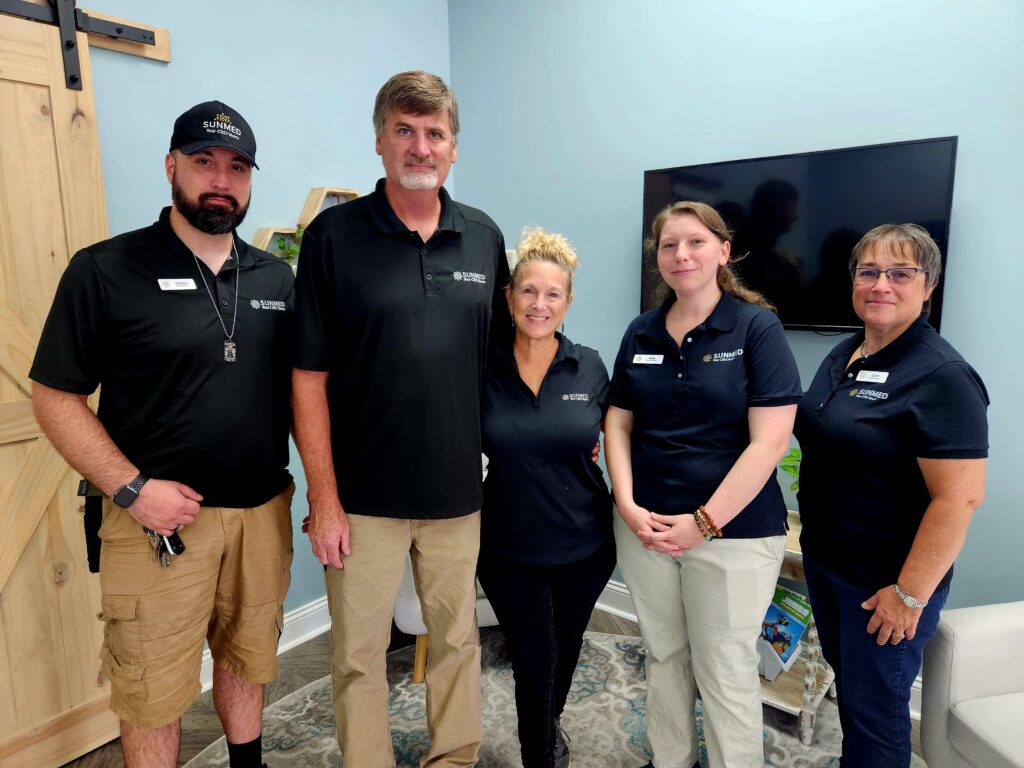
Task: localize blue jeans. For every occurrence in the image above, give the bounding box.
[803,553,949,768]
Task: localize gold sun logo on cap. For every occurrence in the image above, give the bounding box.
[215,113,232,123]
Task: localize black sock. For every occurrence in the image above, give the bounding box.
[226,734,262,768]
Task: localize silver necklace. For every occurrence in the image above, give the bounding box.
[858,340,871,359]
[193,240,239,362]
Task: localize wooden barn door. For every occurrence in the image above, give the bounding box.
[0,12,115,767]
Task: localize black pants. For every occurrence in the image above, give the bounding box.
[477,540,616,768]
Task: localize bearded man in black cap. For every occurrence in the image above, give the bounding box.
[30,101,295,768]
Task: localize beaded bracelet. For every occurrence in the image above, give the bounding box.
[694,505,723,539]
[693,511,715,542]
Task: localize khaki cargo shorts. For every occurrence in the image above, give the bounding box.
[97,484,294,728]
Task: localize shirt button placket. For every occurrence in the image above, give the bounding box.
[421,246,436,293]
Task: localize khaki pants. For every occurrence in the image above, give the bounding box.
[614,513,784,768]
[325,512,482,768]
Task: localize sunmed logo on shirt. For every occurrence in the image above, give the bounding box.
[849,388,889,401]
[249,299,287,311]
[453,270,487,284]
[702,348,744,363]
[562,393,590,401]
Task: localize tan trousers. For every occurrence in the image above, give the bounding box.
[325,512,482,768]
[614,513,785,768]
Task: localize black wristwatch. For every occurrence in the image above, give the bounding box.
[112,474,148,509]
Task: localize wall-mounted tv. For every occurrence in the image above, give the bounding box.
[641,137,958,332]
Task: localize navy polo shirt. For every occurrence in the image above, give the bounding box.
[30,207,295,508]
[481,334,612,565]
[608,292,802,538]
[294,179,510,519]
[795,315,989,588]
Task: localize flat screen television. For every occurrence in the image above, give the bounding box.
[641,137,958,331]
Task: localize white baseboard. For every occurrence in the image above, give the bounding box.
[595,580,925,720]
[596,579,638,624]
[199,596,332,692]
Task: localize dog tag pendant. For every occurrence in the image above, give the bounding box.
[224,341,237,363]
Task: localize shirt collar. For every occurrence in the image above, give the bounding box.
[496,332,580,367]
[635,291,741,342]
[829,314,932,371]
[366,178,466,236]
[157,206,254,270]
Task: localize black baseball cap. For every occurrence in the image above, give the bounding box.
[169,100,258,169]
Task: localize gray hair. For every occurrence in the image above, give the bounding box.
[372,71,459,142]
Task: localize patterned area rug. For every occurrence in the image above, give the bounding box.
[185,629,921,767]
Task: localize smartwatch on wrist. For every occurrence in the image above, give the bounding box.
[112,474,148,509]
[893,582,928,609]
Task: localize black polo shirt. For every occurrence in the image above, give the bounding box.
[293,179,510,519]
[608,292,802,538]
[794,316,989,588]
[480,334,612,565]
[30,207,295,508]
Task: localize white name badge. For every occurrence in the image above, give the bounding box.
[857,370,889,383]
[158,278,197,291]
[633,354,664,365]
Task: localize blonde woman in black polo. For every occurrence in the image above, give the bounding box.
[477,228,615,768]
[606,202,801,768]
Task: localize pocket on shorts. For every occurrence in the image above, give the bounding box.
[99,595,145,693]
[100,644,145,697]
[100,594,142,653]
[98,502,139,543]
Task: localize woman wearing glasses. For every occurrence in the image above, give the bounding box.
[794,223,989,766]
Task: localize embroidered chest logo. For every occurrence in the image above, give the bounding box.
[249,299,287,311]
[562,393,590,402]
[849,388,889,401]
[453,270,487,284]
[703,348,743,363]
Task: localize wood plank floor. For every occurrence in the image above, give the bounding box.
[64,610,639,767]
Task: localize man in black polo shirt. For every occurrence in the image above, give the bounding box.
[30,102,294,768]
[293,71,510,767]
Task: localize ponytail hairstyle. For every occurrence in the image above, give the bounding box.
[509,227,578,299]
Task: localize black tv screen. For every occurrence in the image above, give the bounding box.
[641,137,957,331]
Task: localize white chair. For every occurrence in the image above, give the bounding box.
[392,553,498,683]
[921,600,1024,768]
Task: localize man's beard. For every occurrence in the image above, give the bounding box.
[172,176,249,235]
[396,155,439,191]
[399,169,439,191]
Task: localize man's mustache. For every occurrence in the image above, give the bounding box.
[199,193,240,208]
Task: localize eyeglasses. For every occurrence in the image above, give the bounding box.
[851,267,927,285]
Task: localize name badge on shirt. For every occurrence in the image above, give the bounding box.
[158,278,197,291]
[856,370,889,383]
[633,354,664,365]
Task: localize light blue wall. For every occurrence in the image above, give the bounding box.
[449,0,1024,608]
[87,0,451,611]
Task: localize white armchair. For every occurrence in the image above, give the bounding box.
[922,601,1024,768]
[392,553,498,683]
